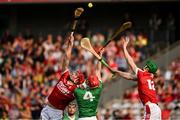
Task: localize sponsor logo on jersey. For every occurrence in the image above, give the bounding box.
[57,81,71,95]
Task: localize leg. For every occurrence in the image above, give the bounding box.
[41,106,50,120]
[144,104,151,120]
[49,110,63,120]
[149,103,161,120]
[40,105,63,120]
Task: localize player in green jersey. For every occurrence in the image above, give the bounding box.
[73,49,104,120]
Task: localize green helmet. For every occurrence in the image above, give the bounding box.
[145,60,158,74]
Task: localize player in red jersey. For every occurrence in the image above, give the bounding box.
[112,37,161,120]
[40,34,85,120]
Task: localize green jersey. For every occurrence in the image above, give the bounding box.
[74,80,103,118]
[63,113,78,120]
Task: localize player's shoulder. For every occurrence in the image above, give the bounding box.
[74,87,85,93]
[59,69,70,78]
[62,69,69,74]
[99,79,103,84]
[62,114,68,120]
[97,79,103,89]
[135,68,144,75]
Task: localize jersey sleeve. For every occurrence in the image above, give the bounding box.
[58,69,70,84]
[62,113,68,120]
[73,87,79,95]
[99,79,102,83]
[135,68,143,77]
[57,69,69,77]
[60,69,69,78]
[61,69,69,75]
[98,79,103,89]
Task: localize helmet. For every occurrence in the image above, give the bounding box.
[69,70,85,85]
[88,75,99,88]
[145,60,158,74]
[77,70,85,85]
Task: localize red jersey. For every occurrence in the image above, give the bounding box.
[48,70,77,110]
[136,68,158,105]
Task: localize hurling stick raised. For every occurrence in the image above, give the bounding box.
[81,38,114,73]
[101,21,132,50]
[71,7,84,35]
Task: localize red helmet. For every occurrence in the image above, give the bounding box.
[88,75,99,88]
[63,70,85,85]
[77,70,85,85]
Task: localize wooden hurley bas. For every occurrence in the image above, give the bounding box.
[80,37,115,74]
[71,7,84,34]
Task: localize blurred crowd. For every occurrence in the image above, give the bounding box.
[0,29,178,119]
[99,57,180,120]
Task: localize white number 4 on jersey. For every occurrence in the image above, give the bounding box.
[83,91,95,102]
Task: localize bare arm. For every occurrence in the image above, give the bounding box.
[95,49,104,80]
[122,37,138,74]
[62,34,74,72]
[114,70,137,81]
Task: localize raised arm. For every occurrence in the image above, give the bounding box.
[113,70,137,81]
[62,34,74,72]
[95,49,104,80]
[122,37,138,74]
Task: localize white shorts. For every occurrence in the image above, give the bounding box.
[144,103,161,120]
[78,116,97,120]
[40,105,63,120]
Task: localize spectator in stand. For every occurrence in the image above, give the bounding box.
[19,100,32,119]
[170,102,180,120]
[135,33,148,61]
[161,103,171,120]
[116,39,128,71]
[103,109,112,120]
[0,88,10,119]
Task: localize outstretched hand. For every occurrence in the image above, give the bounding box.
[107,68,118,78]
[122,36,130,48]
[67,34,74,47]
[98,48,105,57]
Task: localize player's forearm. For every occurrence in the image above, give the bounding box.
[66,42,73,60]
[62,55,69,71]
[123,46,137,73]
[61,47,72,71]
[97,60,102,73]
[116,70,137,81]
[62,35,74,70]
[65,34,74,59]
[96,60,102,79]
[100,58,115,74]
